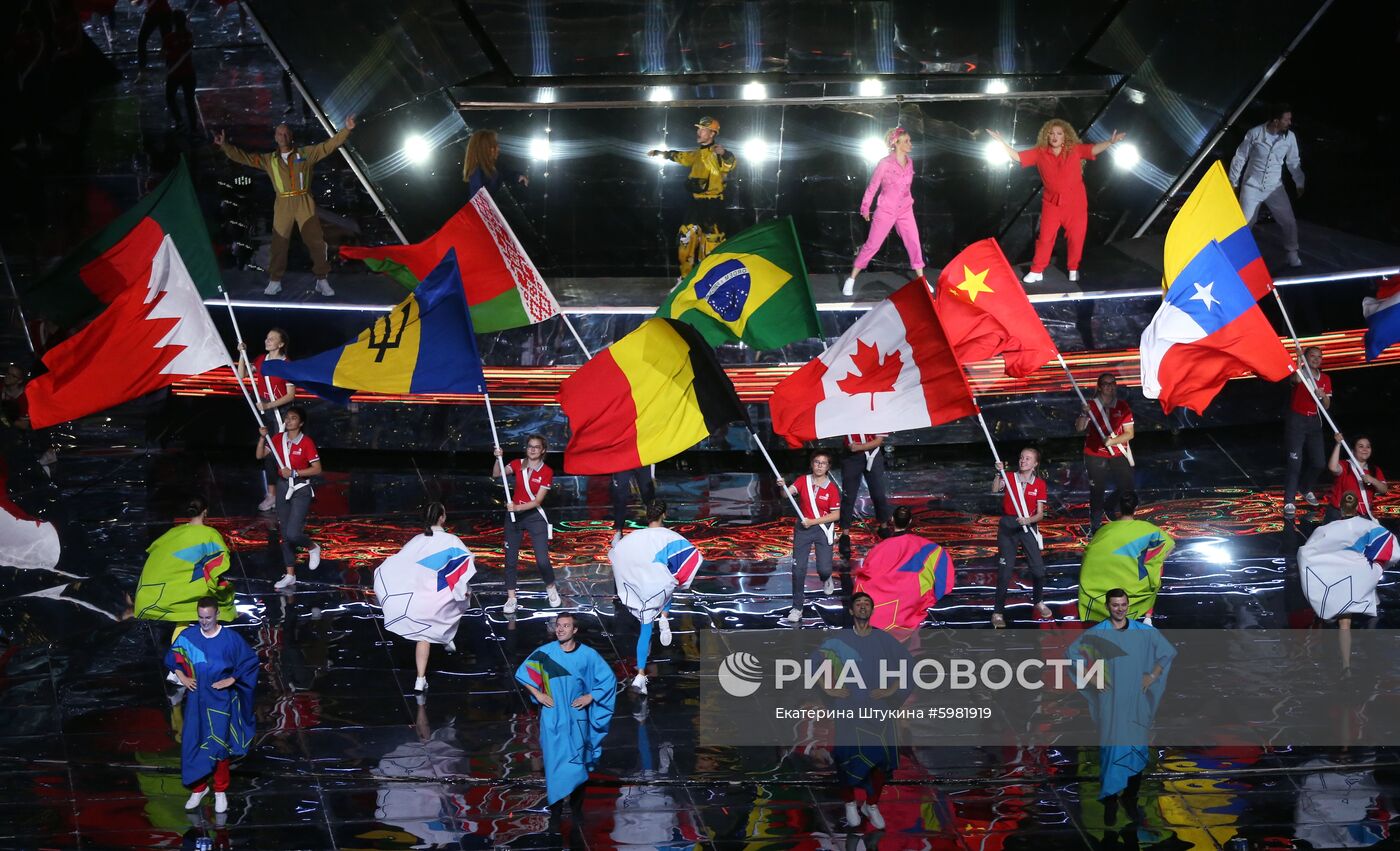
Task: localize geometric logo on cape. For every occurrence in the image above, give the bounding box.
[524,649,571,696]
[655,540,702,586]
[175,541,226,583]
[416,546,472,591]
[1350,527,1397,565]
[1114,532,1166,580]
[897,542,953,598]
[692,258,750,321]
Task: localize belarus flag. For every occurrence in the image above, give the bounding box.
[1139,240,1294,415]
[768,278,977,446]
[1362,275,1400,362]
[25,236,232,429]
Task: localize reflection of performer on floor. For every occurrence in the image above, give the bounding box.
[492,434,561,613]
[837,433,891,560]
[991,447,1049,628]
[648,116,737,279]
[1076,372,1135,535]
[777,450,841,625]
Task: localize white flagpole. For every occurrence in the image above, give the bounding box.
[220,291,297,489]
[748,429,809,520]
[1270,288,1364,471]
[973,406,1029,533]
[556,311,593,359]
[1058,352,1134,466]
[481,392,517,522]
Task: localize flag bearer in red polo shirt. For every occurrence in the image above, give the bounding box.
[991,447,1049,628]
[986,120,1126,284]
[1076,373,1135,536]
[493,434,562,613]
[257,406,322,590]
[777,450,842,625]
[1282,346,1331,518]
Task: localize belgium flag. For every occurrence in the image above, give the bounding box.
[558,319,747,475]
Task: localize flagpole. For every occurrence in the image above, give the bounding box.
[220,291,295,481]
[972,406,1030,533]
[480,392,517,522]
[747,429,807,519]
[1055,352,1133,466]
[1270,289,1365,472]
[556,311,593,359]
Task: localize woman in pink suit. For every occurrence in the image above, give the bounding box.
[843,127,924,297]
[986,120,1125,284]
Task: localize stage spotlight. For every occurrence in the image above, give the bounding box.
[741,81,768,101]
[983,140,1012,166]
[649,86,674,103]
[535,88,557,104]
[742,138,769,163]
[529,137,552,161]
[403,134,431,165]
[1112,143,1141,170]
[1126,87,1147,105]
[984,79,1009,95]
[861,136,887,163]
[858,78,884,97]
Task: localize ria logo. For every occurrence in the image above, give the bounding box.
[717,651,763,697]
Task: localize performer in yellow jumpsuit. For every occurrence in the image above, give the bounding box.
[649,116,737,278]
[215,116,356,296]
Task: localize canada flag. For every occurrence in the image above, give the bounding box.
[768,278,977,446]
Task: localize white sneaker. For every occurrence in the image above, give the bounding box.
[214,792,228,814]
[658,616,673,646]
[274,573,296,590]
[264,280,282,296]
[1068,270,1079,282]
[631,673,648,695]
[314,278,335,296]
[184,790,207,810]
[1283,502,1297,518]
[823,576,836,596]
[1022,271,1043,283]
[861,802,885,829]
[845,801,860,827]
[547,586,562,608]
[503,597,518,614]
[414,676,428,692]
[785,607,802,624]
[842,277,855,297]
[1304,491,1319,506]
[257,493,276,512]
[308,544,321,571]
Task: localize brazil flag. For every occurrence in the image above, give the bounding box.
[657,217,820,350]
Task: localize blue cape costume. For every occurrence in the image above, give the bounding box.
[165,626,259,786]
[818,626,911,791]
[515,640,616,804]
[1067,619,1176,798]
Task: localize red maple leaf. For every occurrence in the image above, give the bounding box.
[836,339,903,410]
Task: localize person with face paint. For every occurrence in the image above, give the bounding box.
[777,450,842,625]
[986,120,1125,284]
[236,327,295,512]
[1326,434,1389,522]
[515,612,616,835]
[991,447,1050,627]
[648,116,737,279]
[843,127,925,297]
[1076,372,1135,535]
[1282,346,1330,518]
[256,406,323,590]
[215,115,356,297]
[492,434,561,613]
[167,596,258,814]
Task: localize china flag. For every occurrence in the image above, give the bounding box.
[934,238,1059,377]
[767,278,977,446]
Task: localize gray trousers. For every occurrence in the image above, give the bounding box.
[790,523,833,609]
[839,450,891,532]
[504,510,554,591]
[1239,184,1298,253]
[995,515,1045,613]
[275,482,314,568]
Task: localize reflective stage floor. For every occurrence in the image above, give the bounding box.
[3,428,1399,850]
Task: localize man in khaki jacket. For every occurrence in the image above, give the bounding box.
[215,116,356,296]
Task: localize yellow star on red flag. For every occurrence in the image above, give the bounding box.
[954,266,994,302]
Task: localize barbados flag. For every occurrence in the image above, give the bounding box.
[264,249,486,403]
[1163,162,1273,300]
[656,217,820,350]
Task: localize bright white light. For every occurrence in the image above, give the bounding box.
[742,138,769,163]
[858,78,884,97]
[403,134,431,164]
[1194,543,1233,564]
[1112,143,1141,170]
[648,86,674,103]
[535,88,557,104]
[741,81,768,101]
[983,140,1012,166]
[861,136,888,163]
[529,137,552,160]
[1126,87,1147,105]
[984,79,1009,95]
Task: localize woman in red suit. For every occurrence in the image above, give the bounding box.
[987,120,1125,284]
